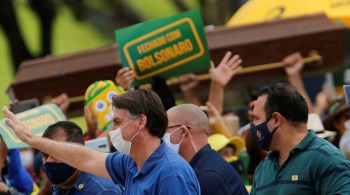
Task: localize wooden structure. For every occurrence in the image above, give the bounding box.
[7,14,347,116]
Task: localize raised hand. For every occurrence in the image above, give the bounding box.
[209,51,242,87]
[2,106,32,144]
[178,74,199,92]
[283,52,304,77]
[283,52,314,112]
[206,101,231,137]
[51,93,70,114]
[115,67,135,91]
[206,101,221,119]
[8,99,19,111]
[84,102,98,139]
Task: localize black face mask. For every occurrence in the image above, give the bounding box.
[43,162,76,184]
[250,117,279,150]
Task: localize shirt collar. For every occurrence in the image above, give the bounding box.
[293,130,317,151]
[138,139,167,175]
[71,172,89,191]
[268,130,317,159]
[189,144,211,167]
[52,172,89,192]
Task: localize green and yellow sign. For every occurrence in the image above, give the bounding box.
[0,104,66,149]
[116,9,210,85]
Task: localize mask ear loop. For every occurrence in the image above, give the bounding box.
[168,126,184,145]
[185,126,198,153]
[121,118,135,129]
[174,126,184,145]
[120,118,137,142]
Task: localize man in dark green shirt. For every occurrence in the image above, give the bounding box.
[250,83,350,195]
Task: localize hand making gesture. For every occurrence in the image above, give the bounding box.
[209,51,242,87]
[2,106,32,144]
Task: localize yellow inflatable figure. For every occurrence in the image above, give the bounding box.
[85,80,126,131]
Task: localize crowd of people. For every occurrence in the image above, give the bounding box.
[1,50,350,195]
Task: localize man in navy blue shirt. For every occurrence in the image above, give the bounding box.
[3,89,200,195]
[165,104,248,195]
[41,121,122,194]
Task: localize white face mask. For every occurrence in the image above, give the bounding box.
[163,127,183,153]
[109,119,140,155]
[163,126,198,153]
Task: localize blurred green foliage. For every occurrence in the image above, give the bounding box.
[0,2,110,129]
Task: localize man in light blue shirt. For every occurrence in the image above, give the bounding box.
[106,141,199,194]
[3,89,200,195]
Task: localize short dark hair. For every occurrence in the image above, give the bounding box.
[43,121,85,145]
[112,89,168,138]
[258,83,308,125]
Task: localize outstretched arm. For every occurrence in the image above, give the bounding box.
[208,51,242,114]
[2,107,110,178]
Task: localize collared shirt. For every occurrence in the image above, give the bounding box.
[52,172,123,195]
[105,140,200,195]
[189,144,248,195]
[251,130,350,195]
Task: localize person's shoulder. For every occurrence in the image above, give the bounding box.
[197,171,248,195]
[87,172,115,184]
[308,137,346,158]
[161,148,193,171]
[159,148,197,179]
[302,138,350,172]
[195,150,244,184]
[106,152,132,162]
[156,149,200,192]
[83,172,123,193]
[201,150,230,169]
[194,149,233,171]
[253,156,271,176]
[161,146,188,165]
[105,152,133,168]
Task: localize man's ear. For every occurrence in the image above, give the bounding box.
[272,112,283,126]
[180,125,189,138]
[138,114,147,129]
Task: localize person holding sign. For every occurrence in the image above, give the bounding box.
[115,9,211,86]
[3,89,200,195]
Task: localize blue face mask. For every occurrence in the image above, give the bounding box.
[250,117,279,151]
[43,162,76,184]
